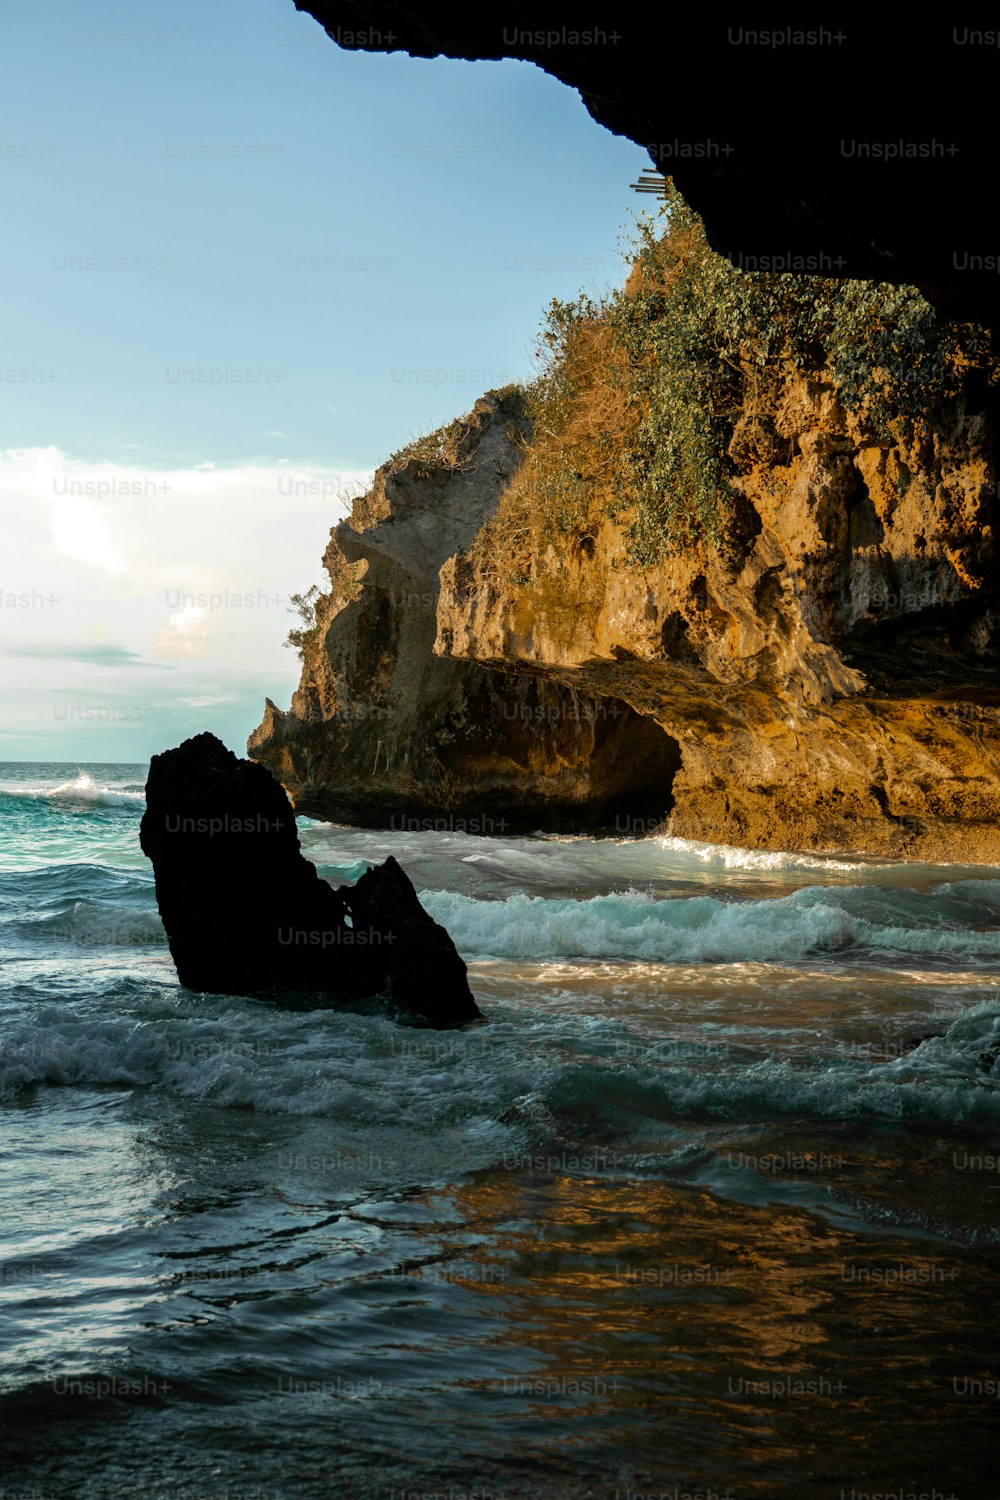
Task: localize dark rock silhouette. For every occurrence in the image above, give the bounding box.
[300,7,997,326]
[139,732,480,1026]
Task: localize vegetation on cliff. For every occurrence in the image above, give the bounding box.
[287,182,997,656]
[470,183,997,580]
[285,482,377,658]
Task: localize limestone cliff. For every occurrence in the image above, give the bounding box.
[251,216,1000,858]
[436,375,1000,858]
[251,392,681,834]
[250,378,999,856]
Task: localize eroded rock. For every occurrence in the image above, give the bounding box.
[249,392,682,833]
[139,732,480,1026]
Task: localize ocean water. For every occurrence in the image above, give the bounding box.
[2,760,1000,1499]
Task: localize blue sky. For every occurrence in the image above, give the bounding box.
[1,0,651,761]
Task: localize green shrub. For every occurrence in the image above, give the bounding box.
[475,183,996,579]
[284,584,321,658]
[613,185,994,564]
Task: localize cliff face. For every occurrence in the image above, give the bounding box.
[250,393,682,834]
[250,369,1000,857]
[437,374,999,857]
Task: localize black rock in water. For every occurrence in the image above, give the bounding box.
[139,732,480,1026]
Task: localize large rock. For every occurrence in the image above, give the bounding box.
[139,733,480,1026]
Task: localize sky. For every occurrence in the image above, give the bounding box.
[1,0,651,761]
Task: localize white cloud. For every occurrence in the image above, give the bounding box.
[154,603,211,660]
[0,446,373,756]
[51,494,125,572]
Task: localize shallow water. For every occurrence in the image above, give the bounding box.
[2,761,999,1498]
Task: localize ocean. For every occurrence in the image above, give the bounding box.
[1,760,999,1499]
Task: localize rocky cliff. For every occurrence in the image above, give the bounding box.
[251,392,681,834]
[250,211,1000,859]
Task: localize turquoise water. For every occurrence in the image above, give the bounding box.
[2,760,1000,1498]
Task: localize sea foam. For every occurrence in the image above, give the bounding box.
[421,884,1000,965]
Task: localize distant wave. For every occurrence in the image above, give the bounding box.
[0,772,145,808]
[422,882,1000,964]
[49,772,145,807]
[655,835,877,873]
